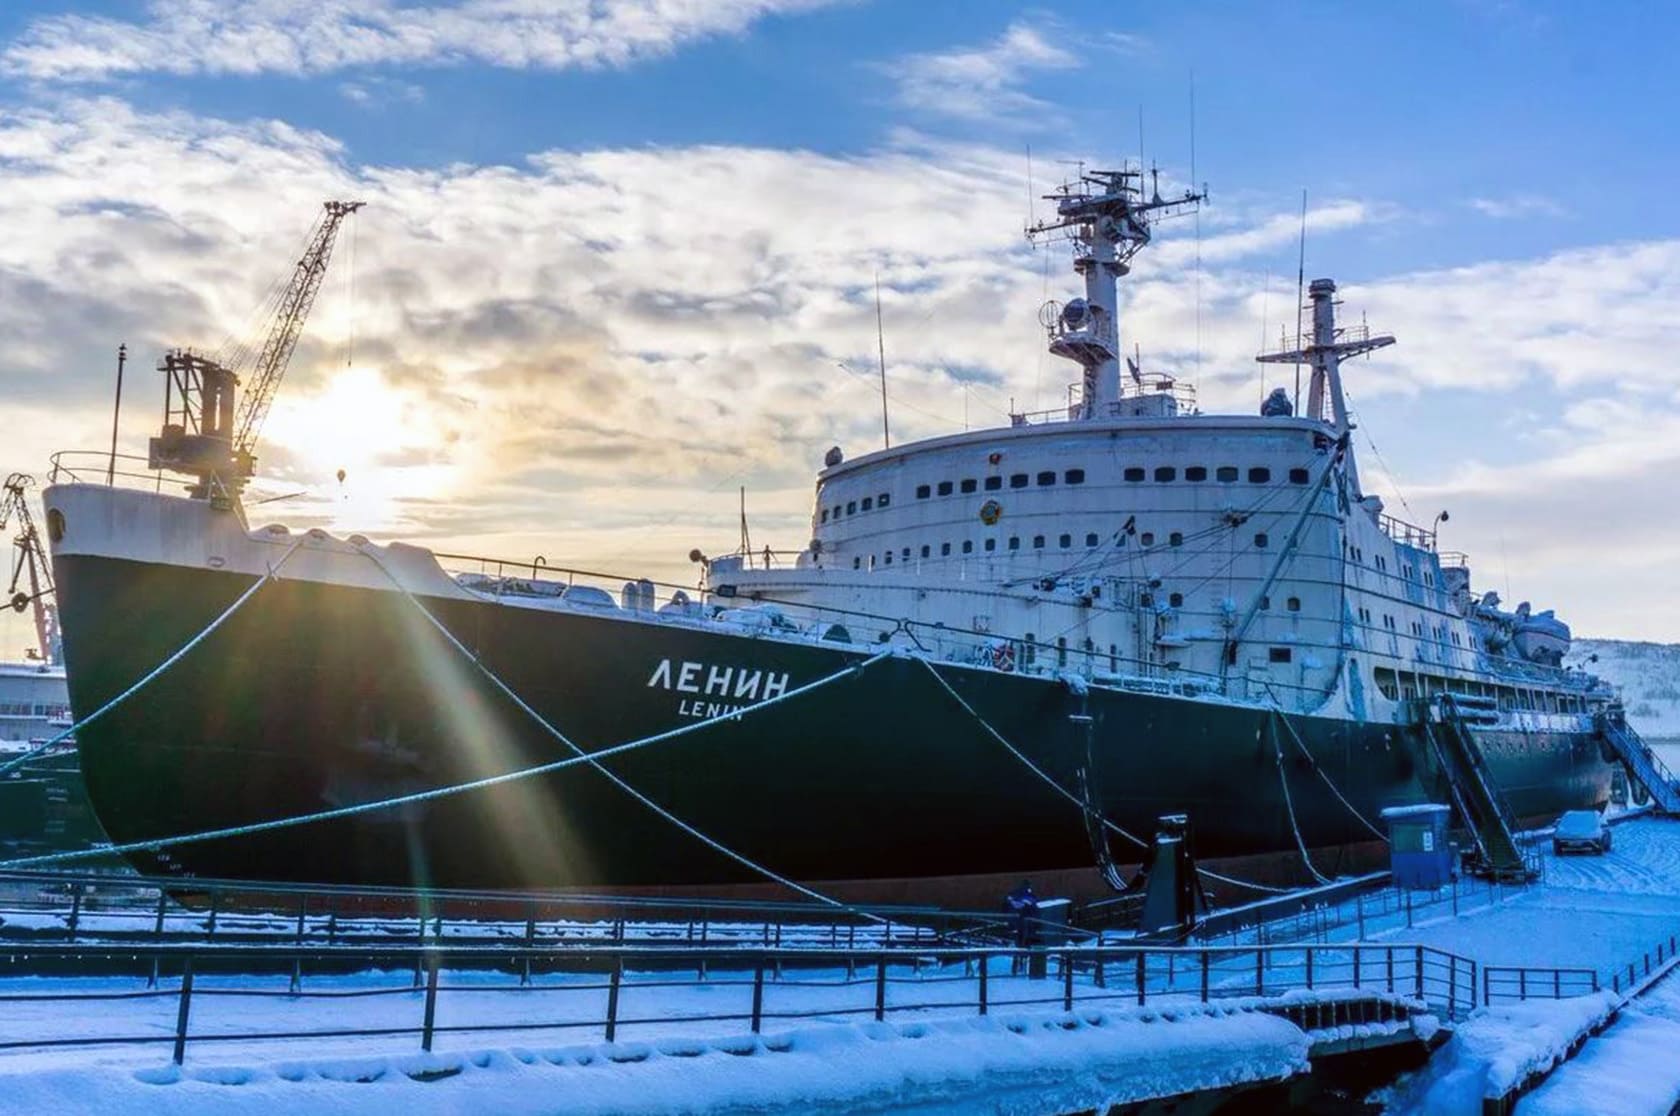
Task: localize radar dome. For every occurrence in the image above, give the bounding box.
[824,446,844,468]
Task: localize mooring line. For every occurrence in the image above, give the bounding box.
[917,658,1293,895]
[0,537,309,778]
[1271,714,1332,887]
[1268,703,1389,843]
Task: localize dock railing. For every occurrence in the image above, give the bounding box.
[0,939,1471,1065]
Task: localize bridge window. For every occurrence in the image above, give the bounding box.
[1010,473,1029,488]
[1155,466,1177,482]
[1124,467,1145,482]
[902,547,911,560]
[1033,534,1046,549]
[1185,466,1207,481]
[861,496,873,511]
[941,542,952,556]
[1037,471,1056,486]
[1287,596,1301,611]
[1059,533,1071,549]
[1217,466,1239,482]
[1085,533,1099,547]
[1289,467,1310,485]
[1269,647,1293,664]
[1169,531,1183,547]
[916,485,931,499]
[846,501,856,514]
[960,478,977,494]
[937,481,953,497]
[1249,467,1271,484]
[1065,469,1085,484]
[962,540,973,554]
[1140,532,1155,547]
[984,476,1003,491]
[821,509,829,523]
[883,551,892,565]
[984,538,996,552]
[879,493,891,507]
[920,545,930,558]
[1008,536,1020,550]
[1255,532,1269,548]
[1169,592,1184,608]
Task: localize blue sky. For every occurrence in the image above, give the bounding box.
[0,0,1677,645]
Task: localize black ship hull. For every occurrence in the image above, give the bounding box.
[53,552,1613,899]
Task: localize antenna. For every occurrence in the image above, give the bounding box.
[1190,70,1201,387]
[107,343,127,486]
[1258,268,1270,406]
[739,486,752,563]
[1025,144,1035,230]
[1293,189,1307,416]
[875,272,890,450]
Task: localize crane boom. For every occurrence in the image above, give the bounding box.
[2,473,58,665]
[146,199,363,505]
[232,199,363,465]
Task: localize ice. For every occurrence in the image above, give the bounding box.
[1519,970,1680,1116]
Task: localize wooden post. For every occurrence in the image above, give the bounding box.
[421,954,440,1051]
[1063,950,1075,1011]
[606,959,623,1042]
[751,963,765,1034]
[979,954,989,1016]
[172,959,194,1065]
[875,957,887,1022]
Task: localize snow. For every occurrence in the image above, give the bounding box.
[0,1004,1311,1116]
[1569,638,1680,741]
[1520,970,1680,1116]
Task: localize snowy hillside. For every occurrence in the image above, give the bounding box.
[1569,639,1680,741]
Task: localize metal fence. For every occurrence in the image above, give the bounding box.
[0,939,1481,1066]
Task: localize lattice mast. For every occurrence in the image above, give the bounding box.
[1028,168,1204,419]
[1,473,58,664]
[1256,278,1394,492]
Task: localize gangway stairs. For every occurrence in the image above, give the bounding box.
[1597,704,1680,815]
[1415,694,1534,882]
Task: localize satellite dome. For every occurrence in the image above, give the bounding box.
[1061,298,1090,329]
[824,446,844,468]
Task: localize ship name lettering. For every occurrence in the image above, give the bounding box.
[678,699,745,720]
[646,659,792,705]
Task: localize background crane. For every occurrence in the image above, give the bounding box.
[148,200,364,504]
[1,474,58,665]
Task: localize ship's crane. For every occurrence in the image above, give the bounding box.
[1,474,59,665]
[149,200,364,505]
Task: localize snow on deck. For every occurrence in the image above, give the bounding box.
[0,1004,1310,1116]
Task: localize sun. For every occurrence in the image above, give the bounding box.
[257,367,452,531]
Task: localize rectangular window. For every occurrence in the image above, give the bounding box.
[1249,467,1271,483]
[1010,473,1029,488]
[1085,533,1099,547]
[879,493,891,507]
[1008,536,1021,550]
[936,481,954,496]
[962,540,974,554]
[1216,466,1239,482]
[821,509,829,522]
[883,551,891,565]
[1033,534,1046,549]
[920,545,930,558]
[1064,469,1085,484]
[940,542,952,556]
[984,538,996,552]
[1037,471,1056,486]
[1154,466,1177,482]
[1140,532,1155,546]
[861,496,873,511]
[915,485,931,499]
[960,478,977,494]
[1058,533,1071,548]
[846,501,856,514]
[1255,532,1269,548]
[1169,531,1183,547]
[1185,466,1207,482]
[1269,647,1293,664]
[1124,467,1145,482]
[984,476,1003,491]
[1288,467,1310,485]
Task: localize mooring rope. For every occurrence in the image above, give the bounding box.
[1270,713,1331,886]
[0,537,309,778]
[1268,704,1389,843]
[917,658,1294,895]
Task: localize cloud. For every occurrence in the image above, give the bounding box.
[340,76,425,108]
[0,96,1677,644]
[1469,194,1569,220]
[1,0,839,81]
[882,20,1087,122]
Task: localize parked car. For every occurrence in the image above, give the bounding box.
[1553,810,1612,855]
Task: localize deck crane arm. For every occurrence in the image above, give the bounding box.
[230,199,364,477]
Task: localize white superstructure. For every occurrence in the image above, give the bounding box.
[706,169,1596,725]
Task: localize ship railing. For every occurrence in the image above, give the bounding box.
[1377,513,1438,552]
[1437,551,1471,569]
[0,938,1479,1064]
[430,551,1266,703]
[45,449,172,494]
[1009,379,1198,426]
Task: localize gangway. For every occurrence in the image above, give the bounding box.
[1414,694,1534,882]
[1596,704,1680,815]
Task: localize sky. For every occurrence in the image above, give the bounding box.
[1,0,1677,658]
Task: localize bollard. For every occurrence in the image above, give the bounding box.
[1200,951,1210,1003]
[420,955,440,1051]
[979,954,989,1016]
[1136,952,1146,1007]
[605,960,623,1042]
[875,957,887,1021]
[751,964,765,1033]
[1063,951,1075,1011]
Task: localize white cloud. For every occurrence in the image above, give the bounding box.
[1469,194,1569,220]
[340,76,426,107]
[0,97,1677,647]
[883,20,1087,122]
[1,0,839,81]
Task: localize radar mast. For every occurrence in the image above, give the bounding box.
[1028,167,1204,419]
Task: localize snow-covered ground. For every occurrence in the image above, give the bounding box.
[1519,966,1680,1116]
